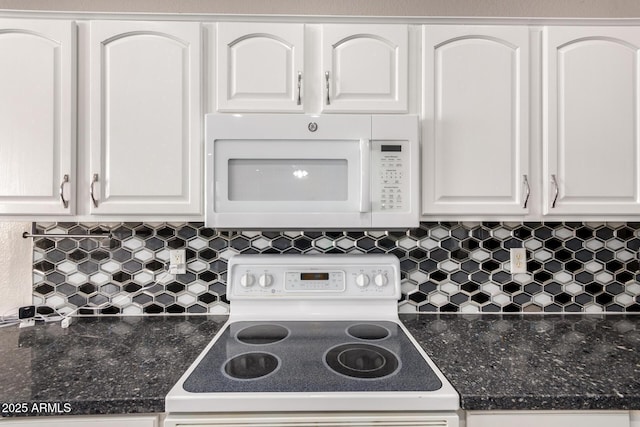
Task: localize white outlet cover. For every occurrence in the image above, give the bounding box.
[510,248,527,274]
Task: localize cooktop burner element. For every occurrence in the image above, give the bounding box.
[236,324,289,345]
[325,343,399,379]
[347,323,390,340]
[223,352,279,380]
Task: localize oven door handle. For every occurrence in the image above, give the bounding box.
[359,139,371,213]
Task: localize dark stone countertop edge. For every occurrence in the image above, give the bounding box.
[460,395,640,411]
[0,398,164,418]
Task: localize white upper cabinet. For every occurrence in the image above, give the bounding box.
[89,21,202,215]
[0,19,76,215]
[543,26,640,215]
[216,23,408,113]
[216,23,304,112]
[321,24,408,112]
[422,25,530,216]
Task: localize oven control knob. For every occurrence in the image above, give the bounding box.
[374,273,389,287]
[240,273,255,288]
[355,273,370,288]
[258,273,273,288]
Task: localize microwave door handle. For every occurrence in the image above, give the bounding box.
[359,139,371,213]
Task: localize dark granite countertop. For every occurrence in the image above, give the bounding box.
[400,314,640,411]
[1,314,639,417]
[0,316,227,417]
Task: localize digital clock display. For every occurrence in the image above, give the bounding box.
[381,144,402,152]
[300,273,329,281]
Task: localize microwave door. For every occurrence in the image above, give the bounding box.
[208,138,370,229]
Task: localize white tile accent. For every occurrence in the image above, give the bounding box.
[429,292,448,306]
[470,249,491,262]
[554,227,573,239]
[440,260,460,272]
[585,261,604,273]
[123,237,144,250]
[89,272,110,285]
[134,271,153,285]
[188,237,207,250]
[188,260,208,273]
[554,272,572,284]
[188,282,207,295]
[134,249,154,262]
[68,272,87,285]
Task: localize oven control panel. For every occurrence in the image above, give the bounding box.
[285,271,345,291]
[228,255,400,300]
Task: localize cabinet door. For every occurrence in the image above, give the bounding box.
[89,21,201,215]
[321,24,408,112]
[217,23,304,112]
[0,414,159,426]
[544,27,640,215]
[422,25,530,215]
[466,411,629,427]
[0,19,75,215]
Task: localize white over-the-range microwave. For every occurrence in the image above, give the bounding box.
[204,114,419,229]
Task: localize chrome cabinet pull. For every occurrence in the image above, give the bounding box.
[325,71,331,105]
[522,174,530,209]
[90,173,99,208]
[59,174,69,208]
[296,71,302,106]
[551,174,559,208]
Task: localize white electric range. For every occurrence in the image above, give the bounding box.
[165,254,459,427]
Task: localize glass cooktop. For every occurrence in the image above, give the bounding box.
[183,320,443,393]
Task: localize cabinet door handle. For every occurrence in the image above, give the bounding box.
[297,71,302,106]
[325,71,331,105]
[90,173,99,208]
[59,174,69,208]
[522,174,530,209]
[551,174,559,208]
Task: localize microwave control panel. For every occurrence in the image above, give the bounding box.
[372,140,410,212]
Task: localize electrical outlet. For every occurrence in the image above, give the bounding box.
[510,248,527,274]
[169,249,186,275]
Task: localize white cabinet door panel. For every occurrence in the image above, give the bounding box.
[0,414,159,426]
[0,19,75,215]
[422,25,530,215]
[467,411,629,427]
[89,21,201,215]
[321,24,408,112]
[216,22,304,112]
[544,26,640,215]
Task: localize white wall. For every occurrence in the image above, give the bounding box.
[0,0,639,18]
[0,223,32,315]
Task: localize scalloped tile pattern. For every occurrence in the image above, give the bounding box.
[32,222,640,315]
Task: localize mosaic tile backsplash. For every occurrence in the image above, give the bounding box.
[32,222,640,315]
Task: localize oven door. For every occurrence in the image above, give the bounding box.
[205,114,372,229]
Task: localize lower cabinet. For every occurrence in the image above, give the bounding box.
[1,411,638,426]
[0,414,160,427]
[465,411,630,427]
